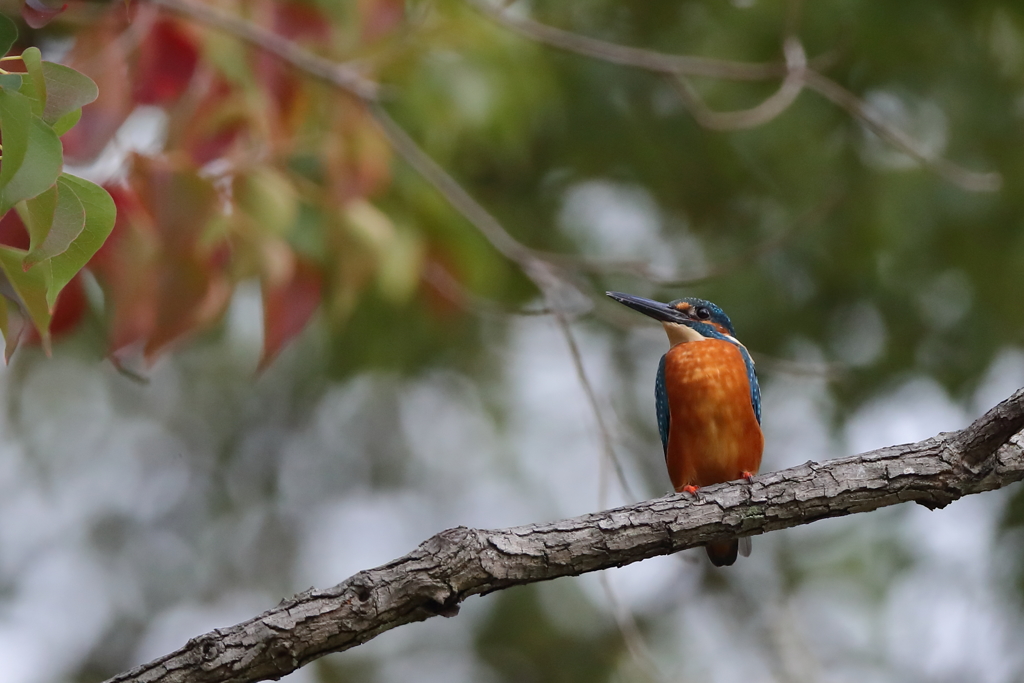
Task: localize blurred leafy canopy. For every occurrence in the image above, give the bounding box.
[0,0,1019,404]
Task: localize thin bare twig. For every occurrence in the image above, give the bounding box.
[374,86,644,516]
[369,47,644,521]
[554,311,639,503]
[673,36,808,131]
[802,69,1002,192]
[366,104,540,265]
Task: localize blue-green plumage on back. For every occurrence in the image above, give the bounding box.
[656,355,670,455]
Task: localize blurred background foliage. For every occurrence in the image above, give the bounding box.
[1,0,1024,682]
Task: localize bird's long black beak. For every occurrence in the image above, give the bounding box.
[606,291,685,324]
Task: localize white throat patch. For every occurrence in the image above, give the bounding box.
[662,322,706,347]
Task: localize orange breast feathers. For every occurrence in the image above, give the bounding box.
[663,339,764,492]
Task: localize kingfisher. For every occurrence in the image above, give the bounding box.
[607,291,763,566]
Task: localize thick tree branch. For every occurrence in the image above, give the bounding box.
[105,388,1024,683]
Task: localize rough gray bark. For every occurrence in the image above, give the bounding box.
[106,388,1024,683]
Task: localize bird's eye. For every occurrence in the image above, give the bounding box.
[695,307,711,321]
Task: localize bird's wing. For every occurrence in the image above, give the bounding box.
[656,354,670,456]
[735,344,761,424]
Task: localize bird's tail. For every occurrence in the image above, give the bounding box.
[705,537,751,567]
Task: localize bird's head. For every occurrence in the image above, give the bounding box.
[606,291,738,346]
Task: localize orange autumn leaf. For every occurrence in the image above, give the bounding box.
[260,255,322,370]
[91,159,233,359]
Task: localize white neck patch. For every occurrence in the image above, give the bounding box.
[662,322,706,346]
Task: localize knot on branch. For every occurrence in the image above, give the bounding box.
[187,633,225,669]
[351,576,372,602]
[268,639,300,673]
[422,593,462,618]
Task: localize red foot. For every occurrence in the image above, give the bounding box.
[681,485,699,494]
[741,471,755,481]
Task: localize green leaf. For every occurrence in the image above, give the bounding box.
[0,73,22,91]
[50,108,80,137]
[234,167,298,236]
[38,173,115,309]
[17,183,56,249]
[20,47,44,115]
[0,245,50,349]
[0,87,33,195]
[23,176,86,268]
[0,15,17,57]
[40,62,97,126]
[0,88,63,213]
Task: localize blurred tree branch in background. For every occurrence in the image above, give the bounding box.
[469,0,1001,193]
[105,387,1024,683]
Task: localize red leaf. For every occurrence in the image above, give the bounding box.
[90,160,233,360]
[49,274,85,337]
[274,1,331,42]
[253,50,308,140]
[260,256,322,369]
[178,78,249,165]
[420,253,466,320]
[243,2,327,139]
[88,184,159,352]
[142,256,211,358]
[359,0,403,42]
[23,274,85,344]
[133,18,199,105]
[22,0,68,29]
[0,210,30,250]
[129,154,218,252]
[94,183,155,268]
[188,117,247,166]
